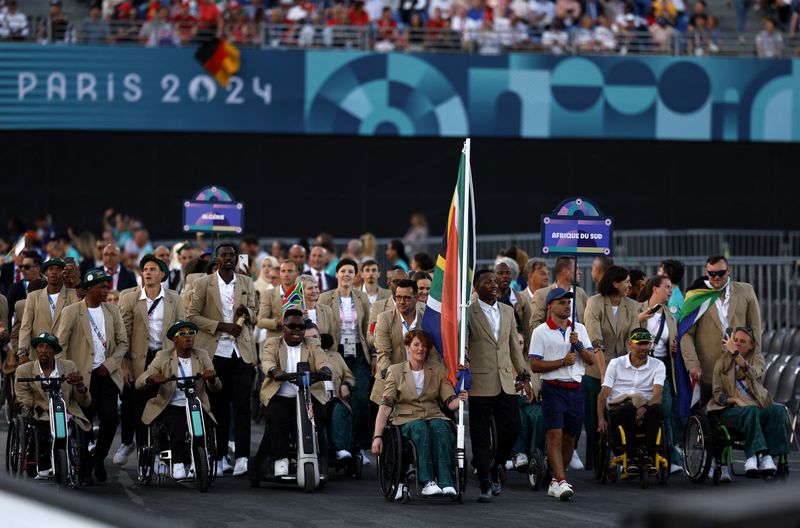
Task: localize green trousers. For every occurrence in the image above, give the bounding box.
[330,400,352,451]
[400,419,455,488]
[513,397,545,455]
[346,353,372,450]
[720,404,789,458]
[660,362,686,465]
[582,375,601,471]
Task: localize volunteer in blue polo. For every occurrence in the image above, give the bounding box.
[529,287,595,501]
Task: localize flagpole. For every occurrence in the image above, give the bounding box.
[456,138,471,470]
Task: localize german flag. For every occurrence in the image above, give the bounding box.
[195,38,240,88]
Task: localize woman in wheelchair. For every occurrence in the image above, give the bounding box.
[15,332,91,478]
[136,321,220,480]
[372,329,468,498]
[707,327,788,477]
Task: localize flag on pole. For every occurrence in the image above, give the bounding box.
[421,139,476,390]
[674,287,725,417]
[282,281,305,312]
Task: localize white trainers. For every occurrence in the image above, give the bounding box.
[360,450,371,465]
[113,443,136,466]
[759,454,777,473]
[394,484,406,501]
[555,480,574,501]
[36,467,53,479]
[568,450,584,471]
[274,458,289,477]
[547,479,560,497]
[513,453,529,469]
[441,486,457,496]
[335,449,352,460]
[670,463,683,474]
[744,455,759,474]
[232,457,248,477]
[720,465,732,483]
[172,463,187,479]
[421,481,443,496]
[222,457,234,473]
[505,459,514,470]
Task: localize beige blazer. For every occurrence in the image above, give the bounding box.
[19,287,79,353]
[187,273,258,364]
[638,302,679,392]
[15,358,92,431]
[259,336,331,407]
[326,350,355,411]
[707,349,769,413]
[53,300,128,391]
[584,294,640,379]
[382,361,455,426]
[256,286,284,338]
[135,347,221,425]
[515,287,536,353]
[466,300,528,397]
[311,302,335,342]
[119,287,186,379]
[317,289,371,364]
[10,298,24,355]
[369,305,444,404]
[367,296,395,349]
[181,272,204,309]
[530,283,588,330]
[680,281,762,382]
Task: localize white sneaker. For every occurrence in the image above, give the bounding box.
[214,460,225,476]
[513,453,529,469]
[335,449,352,460]
[505,459,514,470]
[670,463,683,474]
[113,443,136,466]
[394,484,406,501]
[720,465,732,483]
[172,463,187,479]
[222,457,234,473]
[441,486,457,496]
[274,458,289,477]
[421,481,443,496]
[568,450,584,471]
[36,467,53,479]
[360,450,371,465]
[547,480,559,497]
[744,455,758,474]
[555,480,574,501]
[232,457,248,476]
[759,455,777,473]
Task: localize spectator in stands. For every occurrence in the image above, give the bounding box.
[756,17,783,57]
[0,1,29,41]
[429,0,453,19]
[114,8,141,44]
[406,12,427,51]
[140,0,162,21]
[594,15,617,50]
[196,0,222,41]
[707,15,721,52]
[652,0,677,25]
[411,252,435,273]
[375,7,401,51]
[733,0,753,34]
[78,4,111,44]
[688,0,707,26]
[529,0,556,29]
[360,233,377,261]
[140,5,181,46]
[573,14,596,51]
[386,239,410,273]
[542,18,569,53]
[349,0,370,25]
[172,0,198,43]
[583,0,605,19]
[556,0,582,23]
[403,213,429,256]
[39,0,72,44]
[650,15,674,51]
[687,13,713,55]
[124,228,153,262]
[399,0,429,25]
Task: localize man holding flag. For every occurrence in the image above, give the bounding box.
[678,255,761,412]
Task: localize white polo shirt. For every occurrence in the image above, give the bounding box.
[529,318,593,382]
[602,354,666,407]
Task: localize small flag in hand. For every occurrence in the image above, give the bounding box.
[194,38,240,87]
[282,282,305,312]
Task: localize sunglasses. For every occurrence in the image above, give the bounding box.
[285,323,307,330]
[395,295,415,302]
[174,330,197,337]
[21,264,38,270]
[707,269,728,278]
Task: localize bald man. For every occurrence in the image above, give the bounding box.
[288,244,311,274]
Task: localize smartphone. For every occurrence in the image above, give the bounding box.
[725,327,733,338]
[648,304,662,315]
[237,254,249,273]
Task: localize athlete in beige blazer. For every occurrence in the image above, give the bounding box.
[19,258,79,355]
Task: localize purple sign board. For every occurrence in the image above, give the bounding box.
[182,185,244,234]
[540,197,613,256]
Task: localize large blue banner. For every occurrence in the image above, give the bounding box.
[1,45,797,142]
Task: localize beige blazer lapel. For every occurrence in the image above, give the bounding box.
[421,364,435,398]
[604,296,618,333]
[234,275,246,311]
[80,302,94,351]
[136,293,149,334]
[391,311,405,355]
[278,340,288,371]
[727,283,741,326]
[707,296,724,334]
[208,273,224,322]
[471,302,497,343]
[53,289,68,322]
[402,362,418,400]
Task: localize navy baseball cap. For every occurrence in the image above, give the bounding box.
[546,287,574,305]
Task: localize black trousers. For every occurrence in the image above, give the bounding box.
[34,421,51,468]
[161,405,191,465]
[120,350,159,446]
[82,370,120,461]
[257,395,327,460]
[469,392,521,483]
[210,354,254,460]
[609,403,664,451]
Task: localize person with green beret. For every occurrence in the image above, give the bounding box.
[136,320,220,480]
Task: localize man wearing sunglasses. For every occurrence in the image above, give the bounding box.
[369,279,443,405]
[680,255,762,401]
[136,320,220,480]
[256,309,331,477]
[6,250,42,328]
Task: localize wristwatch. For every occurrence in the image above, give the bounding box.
[16,348,28,358]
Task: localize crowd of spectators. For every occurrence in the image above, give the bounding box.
[0,0,797,57]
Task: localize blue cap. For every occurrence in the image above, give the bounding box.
[546,287,574,305]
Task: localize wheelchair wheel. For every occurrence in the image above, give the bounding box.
[137,424,157,485]
[54,447,69,487]
[640,463,649,489]
[378,426,403,501]
[683,412,712,484]
[528,449,545,491]
[66,422,83,487]
[351,451,363,480]
[5,417,17,474]
[194,445,210,493]
[595,431,611,483]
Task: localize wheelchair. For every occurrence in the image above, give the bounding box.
[492,410,549,491]
[595,408,670,489]
[683,408,790,485]
[5,411,39,478]
[377,421,466,504]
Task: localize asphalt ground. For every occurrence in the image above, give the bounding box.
[3,415,800,528]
